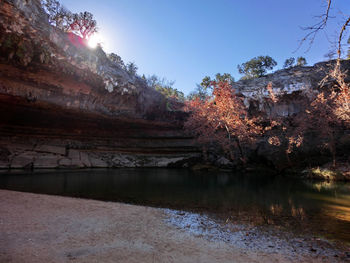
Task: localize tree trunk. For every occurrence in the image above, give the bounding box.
[235,138,245,163]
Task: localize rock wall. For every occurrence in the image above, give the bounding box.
[0,0,169,118]
[1,0,348,170]
[234,61,350,169]
[0,0,199,169]
[235,60,350,117]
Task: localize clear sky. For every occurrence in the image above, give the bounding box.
[60,0,349,95]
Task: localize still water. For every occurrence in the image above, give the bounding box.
[0,168,350,243]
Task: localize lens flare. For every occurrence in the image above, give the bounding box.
[88,34,102,49]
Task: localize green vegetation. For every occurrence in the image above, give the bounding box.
[187,85,209,101]
[237,56,277,79]
[187,73,234,101]
[108,53,124,67]
[283,56,307,68]
[125,62,138,77]
[146,75,184,102]
[200,73,234,89]
[283,57,295,69]
[296,56,307,66]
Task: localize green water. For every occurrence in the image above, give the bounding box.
[0,168,349,243]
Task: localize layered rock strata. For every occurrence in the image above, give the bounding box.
[0,0,199,169]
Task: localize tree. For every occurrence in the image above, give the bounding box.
[187,84,209,101]
[296,57,307,66]
[108,53,124,68]
[41,0,73,31]
[291,1,350,167]
[146,75,184,102]
[185,81,263,161]
[283,57,295,69]
[125,62,138,76]
[200,73,234,90]
[70,11,98,39]
[200,76,212,90]
[237,56,277,79]
[215,73,234,84]
[348,37,350,59]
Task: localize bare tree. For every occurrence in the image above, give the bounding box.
[70,12,98,39]
[299,0,350,58]
[41,0,73,31]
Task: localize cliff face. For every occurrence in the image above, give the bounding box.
[234,61,350,169]
[0,0,199,169]
[235,60,350,117]
[1,0,348,170]
[0,0,169,117]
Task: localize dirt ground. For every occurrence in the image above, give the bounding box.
[0,190,333,263]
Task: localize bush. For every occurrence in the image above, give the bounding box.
[238,56,277,79]
[283,57,295,68]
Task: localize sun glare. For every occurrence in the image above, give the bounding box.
[88,34,103,49]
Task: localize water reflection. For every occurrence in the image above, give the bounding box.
[0,168,349,242]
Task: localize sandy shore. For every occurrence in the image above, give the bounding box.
[0,190,341,263]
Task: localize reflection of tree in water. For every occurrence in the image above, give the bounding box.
[216,178,350,242]
[0,169,349,242]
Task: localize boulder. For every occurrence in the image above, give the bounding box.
[215,157,234,168]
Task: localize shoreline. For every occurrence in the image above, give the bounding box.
[0,190,348,262]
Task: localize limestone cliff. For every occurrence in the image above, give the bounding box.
[235,60,350,117]
[0,0,348,170]
[234,61,350,169]
[0,0,199,169]
[0,0,168,117]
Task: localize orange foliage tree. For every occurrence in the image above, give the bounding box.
[267,62,350,167]
[186,70,349,167]
[301,62,350,166]
[185,81,263,162]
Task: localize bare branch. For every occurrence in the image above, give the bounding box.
[296,0,332,52]
[337,16,350,58]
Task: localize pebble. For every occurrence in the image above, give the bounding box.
[164,209,347,262]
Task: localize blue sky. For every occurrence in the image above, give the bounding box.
[60,0,349,95]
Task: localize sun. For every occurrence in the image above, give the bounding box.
[87,33,103,49]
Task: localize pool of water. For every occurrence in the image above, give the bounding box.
[0,168,349,243]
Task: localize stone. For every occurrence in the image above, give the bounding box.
[89,157,108,168]
[0,146,10,162]
[11,152,36,168]
[80,152,91,167]
[33,154,59,168]
[35,145,66,155]
[154,157,185,167]
[68,149,80,159]
[0,161,9,169]
[112,154,136,167]
[215,157,234,168]
[68,149,83,167]
[58,158,72,167]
